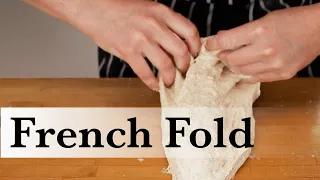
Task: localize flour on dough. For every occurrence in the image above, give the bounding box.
[159,38,261,180]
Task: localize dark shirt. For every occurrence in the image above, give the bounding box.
[98,0,320,78]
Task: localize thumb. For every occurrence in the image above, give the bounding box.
[205,21,257,51]
[204,30,228,51]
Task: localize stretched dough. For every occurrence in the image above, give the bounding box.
[159,38,261,180]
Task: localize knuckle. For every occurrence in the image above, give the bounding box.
[253,26,268,35]
[111,47,126,59]
[150,2,173,17]
[125,48,136,56]
[125,47,137,56]
[254,24,275,37]
[151,2,169,12]
[122,46,135,56]
[271,58,285,70]
[144,16,160,29]
[262,47,275,56]
[186,24,199,38]
[132,31,148,44]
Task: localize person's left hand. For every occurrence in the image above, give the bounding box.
[205,4,320,83]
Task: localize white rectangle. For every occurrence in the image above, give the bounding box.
[1,107,256,158]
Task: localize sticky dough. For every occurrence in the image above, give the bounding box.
[159,38,261,180]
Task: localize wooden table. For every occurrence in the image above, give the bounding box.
[0,78,319,180]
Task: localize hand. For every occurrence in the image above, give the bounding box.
[205,4,320,83]
[74,0,201,91]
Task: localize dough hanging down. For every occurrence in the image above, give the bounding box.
[159,38,261,180]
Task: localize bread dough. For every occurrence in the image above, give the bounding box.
[159,38,261,180]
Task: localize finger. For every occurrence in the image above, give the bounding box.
[241,72,281,83]
[205,20,261,51]
[143,43,176,87]
[218,44,267,67]
[235,51,300,76]
[237,56,288,76]
[235,61,268,75]
[164,12,201,56]
[126,56,160,91]
[154,25,191,73]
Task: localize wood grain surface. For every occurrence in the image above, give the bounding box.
[0,78,319,180]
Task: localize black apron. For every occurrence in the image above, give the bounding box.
[98,0,320,78]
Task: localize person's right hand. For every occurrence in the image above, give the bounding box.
[74,0,201,91]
